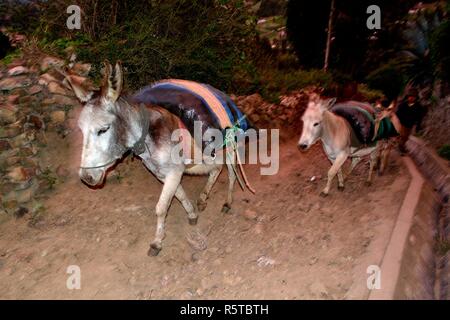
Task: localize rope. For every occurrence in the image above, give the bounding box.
[220,116,256,194]
[79,157,119,170]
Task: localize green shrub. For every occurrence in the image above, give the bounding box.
[430,20,450,82]
[366,60,407,100]
[33,0,257,93]
[0,49,21,65]
[438,144,450,161]
[357,84,385,102]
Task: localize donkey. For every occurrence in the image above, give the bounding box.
[67,61,240,256]
[298,95,379,196]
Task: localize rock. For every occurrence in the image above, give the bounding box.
[40,56,64,71]
[0,140,11,152]
[18,95,34,105]
[0,155,20,167]
[212,258,222,266]
[223,274,242,286]
[18,146,37,156]
[41,97,56,106]
[52,94,77,106]
[309,256,319,265]
[2,200,18,212]
[28,85,42,95]
[0,76,31,91]
[9,132,35,148]
[13,207,29,219]
[242,208,258,221]
[257,256,276,267]
[38,73,58,86]
[309,281,328,298]
[185,228,208,251]
[50,110,66,124]
[196,288,205,296]
[26,114,45,130]
[16,185,37,203]
[0,181,16,196]
[8,66,28,76]
[0,122,22,138]
[56,165,69,178]
[48,82,68,95]
[253,222,264,235]
[7,95,19,104]
[0,108,18,124]
[6,166,29,182]
[72,63,91,76]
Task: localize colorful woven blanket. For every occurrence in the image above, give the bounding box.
[331,102,376,146]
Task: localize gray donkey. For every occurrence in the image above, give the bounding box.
[67,61,241,256]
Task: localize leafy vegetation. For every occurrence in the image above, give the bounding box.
[437,144,450,160]
[0,49,21,66]
[1,0,448,103]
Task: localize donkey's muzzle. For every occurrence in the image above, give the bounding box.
[298,143,308,150]
[79,169,104,186]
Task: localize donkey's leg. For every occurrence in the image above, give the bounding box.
[148,170,183,256]
[346,157,361,177]
[337,168,345,191]
[197,165,223,212]
[366,150,378,186]
[322,153,347,197]
[379,141,392,176]
[222,162,237,213]
[174,185,198,225]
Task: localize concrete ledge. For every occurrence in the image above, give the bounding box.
[368,157,425,300]
[369,136,450,300]
[406,136,450,300]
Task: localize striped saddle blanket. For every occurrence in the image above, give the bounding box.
[132,79,249,151]
[331,101,376,146]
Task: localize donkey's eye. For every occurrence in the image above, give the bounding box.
[97,126,110,136]
[313,122,320,127]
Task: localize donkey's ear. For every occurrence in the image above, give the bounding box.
[65,75,93,103]
[309,93,321,104]
[101,60,123,102]
[325,98,337,109]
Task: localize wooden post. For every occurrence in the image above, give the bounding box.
[324,0,335,71]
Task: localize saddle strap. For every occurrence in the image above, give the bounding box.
[131,103,150,155]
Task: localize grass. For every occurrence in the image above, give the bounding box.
[39,167,58,190]
[0,49,21,65]
[28,202,46,228]
[437,144,450,161]
[436,238,450,256]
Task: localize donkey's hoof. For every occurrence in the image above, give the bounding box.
[188,216,198,226]
[221,203,231,214]
[337,185,345,192]
[197,199,207,212]
[147,243,162,257]
[365,181,372,187]
[377,170,384,177]
[320,191,329,198]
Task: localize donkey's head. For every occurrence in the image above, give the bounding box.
[67,61,142,186]
[298,95,336,150]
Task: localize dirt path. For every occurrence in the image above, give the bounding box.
[0,117,410,299]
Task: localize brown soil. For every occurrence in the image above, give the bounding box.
[0,108,410,299]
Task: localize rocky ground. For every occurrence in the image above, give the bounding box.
[0,50,82,223]
[0,49,411,299]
